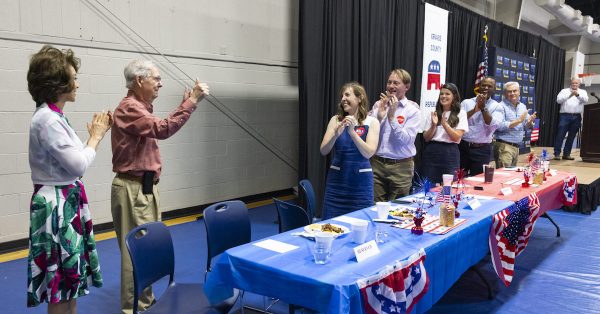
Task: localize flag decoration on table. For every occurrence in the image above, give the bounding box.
[435,185,452,203]
[412,176,435,218]
[562,176,578,206]
[358,249,429,314]
[474,25,489,95]
[489,193,541,286]
[528,153,540,172]
[530,118,540,142]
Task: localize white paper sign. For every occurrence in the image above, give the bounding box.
[467,198,482,210]
[253,239,298,253]
[353,240,380,263]
[466,177,485,182]
[500,187,513,196]
[332,216,368,225]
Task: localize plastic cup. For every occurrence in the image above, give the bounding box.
[442,174,454,186]
[313,232,335,264]
[483,165,495,183]
[351,220,369,244]
[375,202,391,219]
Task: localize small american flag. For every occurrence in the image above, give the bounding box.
[436,186,452,203]
[489,193,541,286]
[474,25,489,95]
[530,118,540,142]
[529,157,541,173]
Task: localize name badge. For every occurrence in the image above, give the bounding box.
[354,240,380,262]
[467,198,482,210]
[500,187,513,196]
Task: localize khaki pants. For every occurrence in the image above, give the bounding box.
[111,175,160,314]
[493,141,519,168]
[371,157,414,202]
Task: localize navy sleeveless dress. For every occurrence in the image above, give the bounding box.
[322,120,374,219]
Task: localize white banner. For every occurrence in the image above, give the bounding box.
[419,3,449,131]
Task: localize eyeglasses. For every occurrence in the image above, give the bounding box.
[145,75,162,83]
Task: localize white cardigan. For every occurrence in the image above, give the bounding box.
[29,104,96,186]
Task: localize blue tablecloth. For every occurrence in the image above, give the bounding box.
[205,198,513,313]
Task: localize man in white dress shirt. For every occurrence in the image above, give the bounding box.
[369,69,420,201]
[459,77,502,176]
[553,77,588,160]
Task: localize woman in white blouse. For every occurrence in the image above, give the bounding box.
[26,45,112,314]
[421,83,469,184]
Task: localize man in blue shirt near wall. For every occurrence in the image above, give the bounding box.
[493,81,536,168]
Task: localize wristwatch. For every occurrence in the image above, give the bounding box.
[481,107,488,113]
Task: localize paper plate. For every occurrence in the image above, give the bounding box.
[389,207,415,220]
[304,223,350,237]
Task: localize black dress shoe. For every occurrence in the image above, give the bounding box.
[562,155,575,160]
[553,156,561,161]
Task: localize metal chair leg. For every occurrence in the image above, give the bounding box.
[541,212,560,237]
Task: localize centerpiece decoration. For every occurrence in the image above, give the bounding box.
[437,174,455,227]
[411,177,434,235]
[451,168,466,218]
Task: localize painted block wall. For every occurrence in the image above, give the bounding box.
[0,0,299,243]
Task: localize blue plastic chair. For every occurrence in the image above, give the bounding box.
[273,198,311,233]
[125,222,234,314]
[299,179,317,221]
[203,200,251,273]
[203,201,250,311]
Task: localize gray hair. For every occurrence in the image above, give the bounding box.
[124,59,156,89]
[571,77,581,83]
[503,81,520,92]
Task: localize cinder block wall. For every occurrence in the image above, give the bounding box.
[0,0,299,243]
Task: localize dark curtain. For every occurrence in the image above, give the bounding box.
[299,0,565,217]
[299,0,424,216]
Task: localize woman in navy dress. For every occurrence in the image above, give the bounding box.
[421,83,468,184]
[320,82,380,219]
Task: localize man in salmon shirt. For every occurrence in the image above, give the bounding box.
[110,59,209,314]
[369,69,421,201]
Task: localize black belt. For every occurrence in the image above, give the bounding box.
[560,112,581,116]
[372,155,413,164]
[463,141,491,148]
[116,172,159,184]
[495,138,520,148]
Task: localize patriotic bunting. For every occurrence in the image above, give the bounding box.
[489,193,541,286]
[358,249,430,314]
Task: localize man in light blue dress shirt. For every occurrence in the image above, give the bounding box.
[493,81,537,168]
[459,77,503,175]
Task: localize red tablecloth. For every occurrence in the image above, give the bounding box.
[459,169,575,213]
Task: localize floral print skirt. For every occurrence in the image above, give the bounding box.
[27,180,102,307]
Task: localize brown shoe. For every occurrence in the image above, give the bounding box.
[553,156,561,161]
[562,155,575,160]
